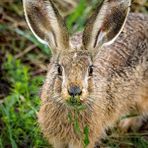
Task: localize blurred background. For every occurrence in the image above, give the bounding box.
[0,0,148,147]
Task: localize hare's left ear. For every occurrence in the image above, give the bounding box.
[82,0,131,50]
[23,0,69,54]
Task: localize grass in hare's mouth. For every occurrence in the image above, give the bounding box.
[66,96,85,108]
[0,0,148,147]
[66,96,89,148]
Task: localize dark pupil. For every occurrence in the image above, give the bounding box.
[58,65,62,76]
[89,66,93,76]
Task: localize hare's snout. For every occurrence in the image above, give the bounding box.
[68,85,82,97]
[62,83,89,106]
[67,86,84,105]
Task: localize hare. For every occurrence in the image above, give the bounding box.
[23,0,148,147]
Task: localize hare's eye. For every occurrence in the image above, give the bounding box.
[88,65,93,76]
[57,65,62,76]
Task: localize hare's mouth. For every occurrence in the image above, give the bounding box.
[66,96,86,110]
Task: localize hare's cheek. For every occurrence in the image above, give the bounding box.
[80,79,93,101]
[53,78,62,93]
[87,79,94,93]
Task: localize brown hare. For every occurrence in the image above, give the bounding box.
[23,0,148,147]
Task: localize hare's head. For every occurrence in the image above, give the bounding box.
[23,0,131,106]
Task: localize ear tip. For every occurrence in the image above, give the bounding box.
[121,0,131,8]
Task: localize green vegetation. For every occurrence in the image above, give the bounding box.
[67,101,89,148]
[66,96,82,106]
[0,55,50,147]
[0,0,148,147]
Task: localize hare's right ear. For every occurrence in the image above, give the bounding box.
[23,0,69,53]
[83,0,131,51]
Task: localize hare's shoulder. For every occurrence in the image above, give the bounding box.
[124,13,148,34]
[94,13,148,75]
[128,13,148,23]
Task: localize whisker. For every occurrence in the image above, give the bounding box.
[86,96,106,111]
[41,95,62,105]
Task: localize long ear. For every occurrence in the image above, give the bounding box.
[82,0,131,50]
[23,0,70,53]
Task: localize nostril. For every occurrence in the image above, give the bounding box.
[68,86,82,97]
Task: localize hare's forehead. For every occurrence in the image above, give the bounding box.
[59,51,92,66]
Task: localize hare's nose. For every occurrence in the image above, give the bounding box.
[68,86,82,97]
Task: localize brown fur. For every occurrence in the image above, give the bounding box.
[38,13,148,147]
[23,0,148,147]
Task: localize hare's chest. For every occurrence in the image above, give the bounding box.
[38,105,88,141]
